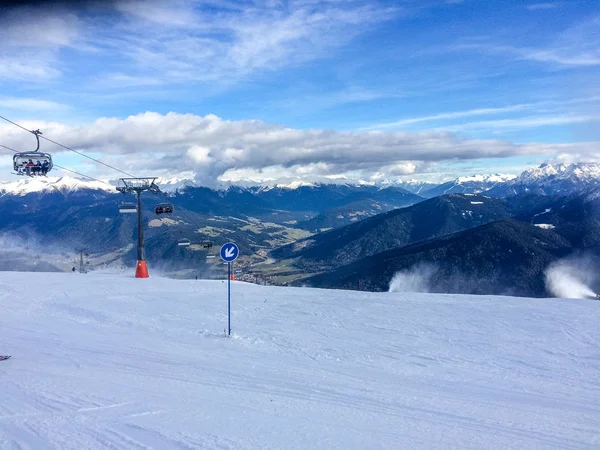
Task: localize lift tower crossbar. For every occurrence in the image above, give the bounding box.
[116,177,161,278]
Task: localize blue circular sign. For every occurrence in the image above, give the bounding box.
[220,242,239,262]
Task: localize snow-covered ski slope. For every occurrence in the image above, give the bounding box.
[1,272,599,449]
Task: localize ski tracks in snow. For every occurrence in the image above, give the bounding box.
[1,273,600,449]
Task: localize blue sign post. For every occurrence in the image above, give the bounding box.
[220,242,239,336]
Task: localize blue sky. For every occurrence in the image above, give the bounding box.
[0,0,598,184]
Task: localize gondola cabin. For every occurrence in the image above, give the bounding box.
[118,202,137,214]
[13,152,53,176]
[155,203,174,215]
[177,238,191,247]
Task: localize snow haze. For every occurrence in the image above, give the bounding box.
[544,256,598,299]
[1,271,599,449]
[388,264,436,293]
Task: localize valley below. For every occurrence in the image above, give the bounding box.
[2,162,600,299]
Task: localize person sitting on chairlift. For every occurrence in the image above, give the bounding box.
[41,160,49,175]
[25,160,34,176]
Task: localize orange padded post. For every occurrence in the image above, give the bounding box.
[135,260,149,278]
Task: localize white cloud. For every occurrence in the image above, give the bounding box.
[271,87,397,113]
[0,8,80,47]
[186,146,213,165]
[363,104,533,130]
[0,56,62,81]
[363,96,600,131]
[0,5,82,82]
[457,15,600,68]
[526,3,562,11]
[68,0,396,89]
[522,49,600,66]
[1,112,598,185]
[0,0,397,88]
[0,97,70,112]
[435,114,599,133]
[114,0,198,27]
[92,73,166,88]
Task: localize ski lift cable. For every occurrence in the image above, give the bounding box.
[0,114,138,179]
[0,143,112,186]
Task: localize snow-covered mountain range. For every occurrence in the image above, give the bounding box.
[0,176,116,196]
[392,179,438,195]
[486,163,600,197]
[1,163,600,200]
[518,162,600,185]
[421,173,517,198]
[0,176,200,197]
[153,176,198,193]
[2,163,600,298]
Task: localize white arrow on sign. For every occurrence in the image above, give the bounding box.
[225,246,236,258]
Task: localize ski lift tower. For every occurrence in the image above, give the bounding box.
[116,177,161,278]
[76,247,88,274]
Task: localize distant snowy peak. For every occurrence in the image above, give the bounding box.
[515,164,565,185]
[251,179,382,192]
[516,163,600,185]
[231,178,428,193]
[393,179,439,195]
[276,180,318,189]
[394,179,436,187]
[456,174,517,184]
[154,177,197,193]
[240,180,319,193]
[486,163,600,197]
[422,173,516,198]
[0,176,116,196]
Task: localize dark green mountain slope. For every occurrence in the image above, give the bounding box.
[300,219,579,297]
[272,194,513,268]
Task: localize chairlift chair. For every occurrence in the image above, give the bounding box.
[118,202,137,214]
[13,153,53,176]
[155,203,174,215]
[12,130,53,177]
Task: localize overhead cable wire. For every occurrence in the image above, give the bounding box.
[0,114,138,179]
[0,143,114,187]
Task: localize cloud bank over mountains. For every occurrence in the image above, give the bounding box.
[2,111,599,184]
[1,112,598,185]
